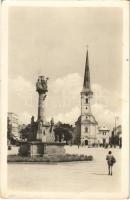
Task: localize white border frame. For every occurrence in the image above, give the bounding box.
[0,1,129,199]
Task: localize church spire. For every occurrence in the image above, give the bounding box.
[82,49,93,95]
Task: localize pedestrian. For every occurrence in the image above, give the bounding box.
[106,151,116,176]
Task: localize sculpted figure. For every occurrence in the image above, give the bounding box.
[36,76,48,94]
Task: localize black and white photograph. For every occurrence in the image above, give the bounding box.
[0,1,129,199]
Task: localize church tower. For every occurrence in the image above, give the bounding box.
[80,50,98,145]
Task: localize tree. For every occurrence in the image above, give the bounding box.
[54,123,73,144]
[20,122,38,141]
[110,134,119,147]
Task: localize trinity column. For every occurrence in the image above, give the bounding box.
[36,76,48,140]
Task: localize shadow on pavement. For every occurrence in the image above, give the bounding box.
[91,173,108,175]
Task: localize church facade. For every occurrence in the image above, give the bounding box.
[75,50,98,146]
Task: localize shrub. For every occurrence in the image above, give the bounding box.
[8,153,93,162]
[18,143,30,157]
[84,155,88,160]
[87,155,93,161]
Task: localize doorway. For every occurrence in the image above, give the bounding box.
[85,140,88,145]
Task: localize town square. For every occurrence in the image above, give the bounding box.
[7,49,122,196]
[8,147,121,196]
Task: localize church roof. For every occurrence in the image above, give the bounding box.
[82,50,93,95]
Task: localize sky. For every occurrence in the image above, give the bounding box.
[8,6,122,129]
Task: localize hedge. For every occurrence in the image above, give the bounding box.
[8,154,93,163]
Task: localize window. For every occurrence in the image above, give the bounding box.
[103,132,106,135]
[86,107,88,109]
[85,127,88,133]
[86,98,88,103]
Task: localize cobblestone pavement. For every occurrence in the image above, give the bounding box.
[8,146,121,196]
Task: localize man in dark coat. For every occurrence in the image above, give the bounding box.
[106,151,116,175]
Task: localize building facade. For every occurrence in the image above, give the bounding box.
[97,126,110,146]
[75,50,98,146]
[8,112,19,138]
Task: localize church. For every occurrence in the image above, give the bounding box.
[75,50,98,146]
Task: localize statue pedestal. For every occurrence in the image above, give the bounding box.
[29,141,44,157]
[29,142,65,157]
[44,142,66,155]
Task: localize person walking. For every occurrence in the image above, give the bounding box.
[106,151,116,176]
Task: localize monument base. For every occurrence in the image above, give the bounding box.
[29,142,65,157]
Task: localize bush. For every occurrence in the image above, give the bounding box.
[18,143,30,157]
[80,155,85,161]
[8,153,93,162]
[87,155,93,161]
[84,155,88,160]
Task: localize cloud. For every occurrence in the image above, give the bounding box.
[8,76,37,124]
[92,83,122,112]
[8,74,121,127]
[91,84,121,129]
[9,76,36,107]
[48,106,80,125]
[46,73,82,119]
[18,111,32,125]
[92,103,120,129]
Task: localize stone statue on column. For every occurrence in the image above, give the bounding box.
[36,76,49,141]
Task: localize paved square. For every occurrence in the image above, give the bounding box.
[8,146,121,196]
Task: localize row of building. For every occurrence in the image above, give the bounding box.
[7,112,19,139]
[7,111,122,147]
